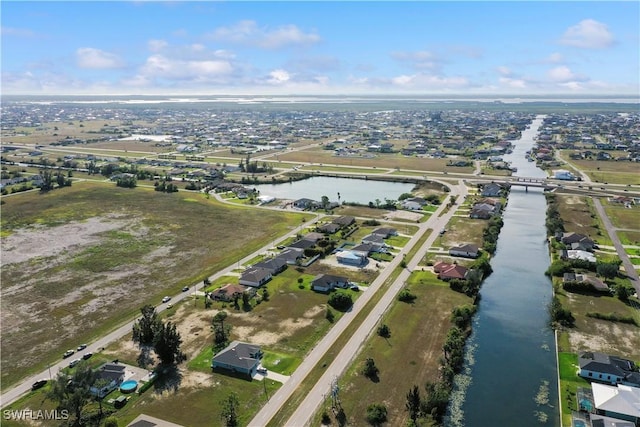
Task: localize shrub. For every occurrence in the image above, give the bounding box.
[328,292,352,311]
[366,403,387,425]
[398,289,417,303]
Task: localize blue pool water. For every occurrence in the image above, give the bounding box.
[120,380,138,393]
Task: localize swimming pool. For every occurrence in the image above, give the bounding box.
[120,380,138,393]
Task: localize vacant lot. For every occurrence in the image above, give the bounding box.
[276,148,475,174]
[0,182,306,387]
[555,195,612,246]
[321,274,471,426]
[567,159,640,185]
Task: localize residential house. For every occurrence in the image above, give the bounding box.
[211,341,263,377]
[402,200,423,210]
[578,352,640,387]
[336,250,366,266]
[351,243,376,258]
[560,232,596,252]
[210,284,255,302]
[288,239,315,250]
[238,267,272,288]
[91,363,126,398]
[311,274,349,292]
[433,262,469,281]
[591,383,640,423]
[293,198,318,210]
[318,223,341,234]
[481,183,503,197]
[372,227,398,238]
[449,244,480,259]
[302,232,325,243]
[561,249,597,263]
[252,257,287,275]
[332,216,355,227]
[469,203,496,219]
[562,272,609,292]
[362,234,387,250]
[128,414,186,427]
[278,247,304,265]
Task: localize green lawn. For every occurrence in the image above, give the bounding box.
[557,352,591,427]
[314,275,472,426]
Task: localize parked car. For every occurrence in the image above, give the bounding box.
[77,344,87,351]
[350,284,360,291]
[31,379,47,390]
[181,286,189,292]
[257,366,267,374]
[62,349,75,358]
[162,296,171,303]
[82,352,93,360]
[68,359,81,368]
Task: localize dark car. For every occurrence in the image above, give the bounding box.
[182,286,189,292]
[82,352,93,360]
[77,344,87,351]
[31,379,47,390]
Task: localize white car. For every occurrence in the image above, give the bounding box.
[257,366,267,374]
[162,296,171,303]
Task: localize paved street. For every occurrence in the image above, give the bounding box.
[249,180,466,427]
[0,211,323,408]
[593,198,640,296]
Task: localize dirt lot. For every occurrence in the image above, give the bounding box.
[1,215,176,377]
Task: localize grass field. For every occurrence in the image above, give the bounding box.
[555,195,613,246]
[276,148,475,174]
[601,199,640,232]
[554,286,640,360]
[315,273,471,426]
[557,352,591,427]
[567,159,640,185]
[0,182,307,387]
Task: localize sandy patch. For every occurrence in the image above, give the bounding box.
[383,210,423,221]
[1,216,130,265]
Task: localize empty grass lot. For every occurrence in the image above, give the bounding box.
[555,195,613,246]
[314,272,471,426]
[0,182,306,388]
[566,159,640,185]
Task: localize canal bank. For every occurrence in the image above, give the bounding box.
[446,115,561,426]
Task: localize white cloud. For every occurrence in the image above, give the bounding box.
[559,19,614,49]
[391,50,441,71]
[497,66,512,76]
[76,48,124,69]
[148,39,168,52]
[547,66,584,83]
[499,77,527,89]
[390,73,469,89]
[544,52,564,63]
[267,69,291,85]
[1,26,37,38]
[210,20,320,49]
[140,54,233,80]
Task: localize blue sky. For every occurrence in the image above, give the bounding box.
[2,1,638,96]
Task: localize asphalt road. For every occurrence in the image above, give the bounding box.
[593,198,640,296]
[249,180,466,427]
[0,212,323,408]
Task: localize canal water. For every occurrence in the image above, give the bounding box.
[251,175,414,205]
[447,116,561,426]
